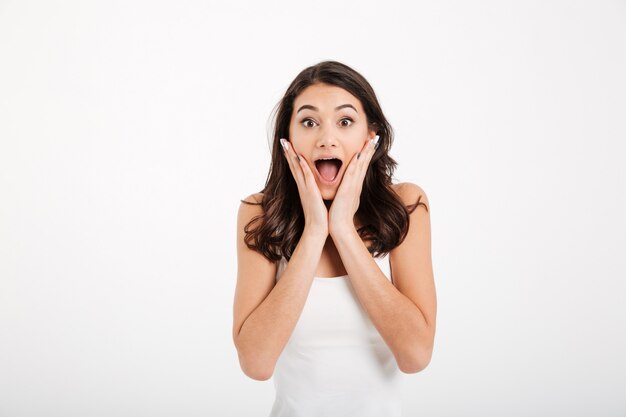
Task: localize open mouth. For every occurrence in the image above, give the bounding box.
[314,158,343,182]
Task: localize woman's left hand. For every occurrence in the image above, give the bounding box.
[328,135,379,236]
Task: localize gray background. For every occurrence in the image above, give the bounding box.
[1,0,625,416]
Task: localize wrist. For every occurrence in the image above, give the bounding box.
[329,222,357,239]
[302,225,328,244]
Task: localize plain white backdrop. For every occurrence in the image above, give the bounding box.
[1,1,625,416]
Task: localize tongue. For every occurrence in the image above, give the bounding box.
[317,161,339,181]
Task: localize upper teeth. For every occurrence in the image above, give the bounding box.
[319,158,337,161]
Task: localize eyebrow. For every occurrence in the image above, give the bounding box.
[296,104,358,114]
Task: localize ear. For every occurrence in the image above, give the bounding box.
[367,123,379,141]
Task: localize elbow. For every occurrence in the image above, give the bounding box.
[241,361,274,381]
[399,323,436,374]
[398,347,433,374]
[234,342,275,381]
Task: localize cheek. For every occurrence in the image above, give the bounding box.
[288,122,304,141]
[350,133,369,151]
[288,126,313,148]
[349,127,369,141]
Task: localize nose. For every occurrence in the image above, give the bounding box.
[315,126,338,148]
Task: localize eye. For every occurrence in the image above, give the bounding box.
[339,118,353,127]
[301,118,318,128]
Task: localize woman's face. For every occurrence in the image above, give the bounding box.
[289,82,377,200]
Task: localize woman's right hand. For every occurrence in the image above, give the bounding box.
[280,138,329,239]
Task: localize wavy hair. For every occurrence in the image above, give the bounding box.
[242,60,427,262]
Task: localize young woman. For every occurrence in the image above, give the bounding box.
[233,61,437,416]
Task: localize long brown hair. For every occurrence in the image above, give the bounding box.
[242,60,426,262]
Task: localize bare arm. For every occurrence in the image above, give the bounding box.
[330,183,437,373]
[233,199,326,380]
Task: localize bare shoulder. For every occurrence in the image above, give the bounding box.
[240,192,265,205]
[233,191,277,345]
[237,192,265,228]
[236,191,269,253]
[391,182,430,212]
[388,181,437,368]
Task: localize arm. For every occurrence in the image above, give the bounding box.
[233,198,326,380]
[330,183,437,373]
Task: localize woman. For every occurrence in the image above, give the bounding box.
[233,60,437,416]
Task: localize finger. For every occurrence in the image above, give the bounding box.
[351,137,373,172]
[345,135,378,188]
[280,138,305,186]
[368,134,380,157]
[280,140,324,209]
[290,148,319,191]
[297,154,319,188]
[355,134,379,174]
[356,134,379,161]
[341,151,361,188]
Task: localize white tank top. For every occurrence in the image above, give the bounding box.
[269,253,404,417]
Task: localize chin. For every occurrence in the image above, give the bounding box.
[319,186,338,201]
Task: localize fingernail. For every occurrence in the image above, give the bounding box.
[370,135,380,148]
[279,138,289,151]
[296,154,301,162]
[357,152,361,159]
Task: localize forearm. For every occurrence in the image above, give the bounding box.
[236,228,326,379]
[331,226,433,373]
